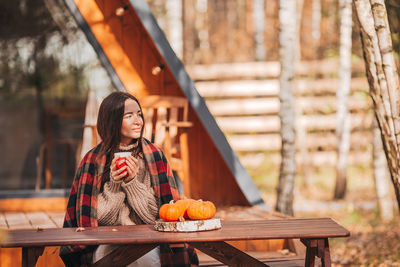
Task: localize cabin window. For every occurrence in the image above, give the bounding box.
[0,2,113,192]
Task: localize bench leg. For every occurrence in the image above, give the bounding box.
[189,241,269,267]
[90,243,158,267]
[318,239,331,267]
[301,239,317,267]
[301,238,332,267]
[22,247,44,267]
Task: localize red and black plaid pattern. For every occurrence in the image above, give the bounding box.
[60,138,198,267]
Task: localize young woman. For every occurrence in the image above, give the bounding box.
[60,92,198,266]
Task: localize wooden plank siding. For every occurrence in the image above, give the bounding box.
[186,60,366,81]
[186,60,372,169]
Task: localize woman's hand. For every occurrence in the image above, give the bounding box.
[110,156,128,181]
[111,155,139,182]
[123,156,139,183]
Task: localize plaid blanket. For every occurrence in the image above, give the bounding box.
[60,138,198,266]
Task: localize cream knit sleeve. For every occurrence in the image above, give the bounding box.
[97,179,126,225]
[122,178,158,224]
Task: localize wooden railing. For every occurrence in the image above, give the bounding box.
[187,59,372,168]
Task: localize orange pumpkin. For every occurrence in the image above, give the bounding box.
[159,200,182,221]
[175,198,196,219]
[187,200,216,220]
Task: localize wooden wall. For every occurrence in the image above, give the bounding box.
[187,59,372,170]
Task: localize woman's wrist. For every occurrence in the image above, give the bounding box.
[107,176,123,191]
[123,175,136,184]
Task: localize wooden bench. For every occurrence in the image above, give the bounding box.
[2,218,349,267]
[199,251,305,267]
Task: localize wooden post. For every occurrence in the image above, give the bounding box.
[22,247,44,267]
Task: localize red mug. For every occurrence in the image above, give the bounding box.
[114,152,131,177]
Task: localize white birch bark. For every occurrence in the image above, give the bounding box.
[372,118,394,220]
[166,0,183,59]
[334,0,352,199]
[370,0,400,151]
[276,0,297,216]
[253,0,266,61]
[354,0,400,210]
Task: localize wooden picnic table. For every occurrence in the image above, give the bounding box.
[2,218,349,267]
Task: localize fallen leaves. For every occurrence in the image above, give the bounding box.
[298,209,400,267]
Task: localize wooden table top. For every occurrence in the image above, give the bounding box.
[1,218,350,248]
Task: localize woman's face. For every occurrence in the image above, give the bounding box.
[120,98,143,145]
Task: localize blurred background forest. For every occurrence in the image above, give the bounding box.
[0,0,400,265]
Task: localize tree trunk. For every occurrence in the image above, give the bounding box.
[166,0,183,59]
[372,117,394,220]
[276,0,297,216]
[334,0,352,199]
[182,0,196,64]
[294,0,307,186]
[195,0,210,63]
[253,0,266,61]
[295,0,304,61]
[312,0,321,41]
[354,0,400,210]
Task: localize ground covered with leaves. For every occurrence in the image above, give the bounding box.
[250,163,400,266]
[298,209,400,267]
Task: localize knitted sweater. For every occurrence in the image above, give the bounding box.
[97,156,158,226]
[60,139,198,267]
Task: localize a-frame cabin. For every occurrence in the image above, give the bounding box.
[0,1,306,265]
[64,0,266,208]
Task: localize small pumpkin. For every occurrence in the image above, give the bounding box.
[187,200,216,220]
[159,200,182,221]
[175,198,196,219]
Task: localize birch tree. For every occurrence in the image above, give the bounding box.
[166,0,183,59]
[354,0,400,210]
[276,0,297,216]
[253,0,266,61]
[334,0,352,199]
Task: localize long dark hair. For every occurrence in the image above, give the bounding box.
[96,91,145,189]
